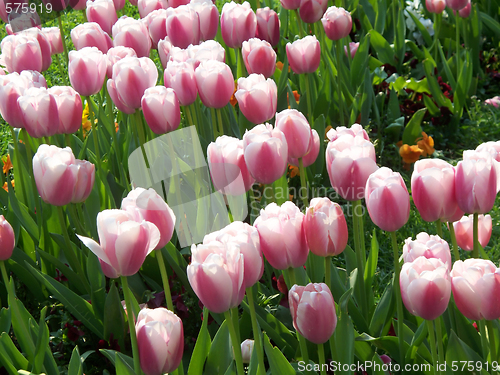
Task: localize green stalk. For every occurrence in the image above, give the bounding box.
[473,212,479,258]
[68,204,87,236]
[335,39,345,126]
[57,12,69,67]
[156,249,174,311]
[298,158,308,208]
[121,276,142,375]
[435,317,445,374]
[184,106,193,126]
[231,306,241,343]
[210,107,218,141]
[21,130,42,238]
[9,128,28,205]
[456,15,460,80]
[224,310,245,375]
[391,231,405,366]
[479,320,489,361]
[286,268,309,364]
[352,200,367,318]
[237,48,247,79]
[216,108,224,137]
[318,343,327,375]
[304,73,314,126]
[265,184,275,204]
[426,320,438,375]
[435,219,443,238]
[246,286,266,375]
[324,256,331,292]
[433,13,442,63]
[448,222,461,261]
[486,320,498,372]
[81,9,87,22]
[294,10,305,38]
[0,261,14,298]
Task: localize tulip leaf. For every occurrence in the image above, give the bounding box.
[0,332,29,371]
[333,289,355,375]
[351,35,371,90]
[364,230,379,304]
[87,252,106,323]
[446,330,489,374]
[368,30,397,67]
[263,333,296,375]
[99,349,134,368]
[188,307,211,375]
[406,10,433,46]
[115,352,137,375]
[449,303,481,353]
[0,308,10,334]
[103,282,125,344]
[68,346,83,375]
[369,283,395,338]
[8,189,38,241]
[32,307,49,374]
[8,250,46,302]
[405,320,427,361]
[437,42,457,91]
[205,320,231,375]
[479,11,500,36]
[0,351,19,375]
[272,172,288,206]
[402,108,426,145]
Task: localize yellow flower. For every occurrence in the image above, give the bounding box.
[416,132,435,157]
[82,102,97,138]
[3,179,14,192]
[399,144,423,164]
[2,154,13,174]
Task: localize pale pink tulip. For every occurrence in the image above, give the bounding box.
[71,22,113,53]
[157,37,173,68]
[299,0,328,24]
[0,71,39,128]
[255,7,280,46]
[344,42,359,59]
[403,232,452,271]
[144,9,168,48]
[68,47,107,96]
[195,60,234,108]
[18,87,59,137]
[163,61,198,106]
[0,215,14,260]
[137,0,167,18]
[241,38,276,78]
[426,0,446,13]
[47,86,83,135]
[112,16,152,58]
[286,35,320,74]
[105,46,137,79]
[42,27,64,55]
[235,74,277,124]
[220,1,256,49]
[275,109,312,159]
[288,129,320,167]
[326,123,369,142]
[321,6,352,40]
[453,214,492,251]
[445,0,468,10]
[189,0,219,41]
[86,0,118,35]
[0,34,43,73]
[165,5,200,49]
[141,86,181,134]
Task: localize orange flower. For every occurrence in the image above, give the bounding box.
[288,164,299,178]
[416,132,435,157]
[286,90,300,109]
[276,61,284,71]
[2,154,12,174]
[399,144,423,164]
[115,122,119,133]
[230,81,238,107]
[3,179,14,192]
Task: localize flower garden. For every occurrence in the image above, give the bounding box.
[0,0,500,373]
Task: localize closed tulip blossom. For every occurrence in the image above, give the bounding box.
[136,308,184,375]
[187,40,225,68]
[18,28,52,71]
[168,0,189,7]
[68,47,107,96]
[243,123,288,184]
[326,133,378,201]
[426,0,446,13]
[220,1,257,49]
[254,201,307,270]
[344,42,359,59]
[235,74,277,124]
[137,0,167,18]
[105,46,137,79]
[165,5,200,49]
[476,141,500,193]
[326,123,369,142]
[299,0,328,24]
[280,0,300,10]
[70,0,87,10]
[289,283,337,344]
[321,6,352,40]
[365,167,410,232]
[0,71,40,128]
[207,136,255,196]
[275,109,312,159]
[403,233,452,271]
[71,160,96,203]
[144,9,168,48]
[157,37,173,68]
[0,0,7,23]
[288,129,320,167]
[458,2,471,18]
[86,0,118,35]
[78,209,160,276]
[71,22,113,53]
[0,216,15,261]
[400,256,451,320]
[47,86,83,135]
[445,0,468,10]
[0,34,43,73]
[42,27,63,55]
[451,259,500,321]
[304,198,348,257]
[112,16,152,58]
[187,240,245,313]
[18,87,59,138]
[241,339,254,364]
[195,60,234,108]
[241,38,276,78]
[141,86,181,134]
[255,7,280,47]
[286,35,321,74]
[452,214,492,251]
[163,61,198,107]
[189,0,219,41]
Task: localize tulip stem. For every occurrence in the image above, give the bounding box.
[486,320,498,370]
[479,320,489,361]
[317,343,327,375]
[304,73,314,126]
[237,48,247,79]
[121,276,142,375]
[298,158,309,208]
[184,106,193,126]
[156,249,174,312]
[447,222,460,261]
[456,14,460,80]
[324,256,331,292]
[224,310,245,375]
[216,108,224,138]
[246,286,267,375]
[231,306,241,343]
[9,128,28,206]
[294,10,305,38]
[352,200,367,318]
[473,213,479,258]
[435,317,445,374]
[57,12,69,68]
[391,230,405,367]
[433,13,442,63]
[81,9,87,22]
[426,320,438,375]
[335,39,345,126]
[210,108,218,141]
[435,219,443,238]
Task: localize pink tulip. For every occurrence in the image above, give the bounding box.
[0,216,15,260]
[21,70,46,88]
[235,74,277,124]
[195,60,234,109]
[18,87,59,137]
[326,133,378,201]
[0,71,38,128]
[168,0,189,7]
[400,256,451,320]
[220,1,256,49]
[457,1,471,17]
[69,0,87,10]
[344,42,359,59]
[47,86,83,135]
[86,0,118,35]
[189,0,219,41]
[42,0,67,12]
[242,123,288,184]
[141,86,180,134]
[288,129,320,167]
[321,6,352,40]
[0,34,43,73]
[403,232,452,271]
[304,197,348,257]
[326,123,369,142]
[456,151,497,214]
[136,308,184,375]
[0,0,7,23]
[71,22,113,53]
[167,46,190,64]
[112,16,152,58]
[207,136,255,196]
[129,0,138,5]
[137,0,167,18]
[203,221,262,288]
[6,12,41,34]
[41,27,64,55]
[255,7,280,47]
[299,0,328,24]
[365,167,410,232]
[19,28,52,71]
[100,258,119,278]
[68,47,107,96]
[411,159,463,223]
[275,109,312,159]
[485,96,500,108]
[112,0,125,11]
[241,38,276,78]
[163,61,198,106]
[105,46,137,79]
[280,0,300,10]
[289,283,337,344]
[476,142,500,193]
[286,35,321,74]
[445,0,468,10]
[186,40,225,68]
[71,160,95,203]
[157,37,173,68]
[452,214,492,251]
[107,56,158,113]
[426,0,446,13]
[254,201,307,270]
[165,5,200,49]
[451,259,500,320]
[144,9,168,48]
[187,240,245,313]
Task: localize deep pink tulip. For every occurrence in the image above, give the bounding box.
[86,0,118,35]
[304,197,348,257]
[167,0,189,7]
[241,38,276,78]
[326,133,378,201]
[128,0,138,5]
[403,232,452,271]
[187,240,245,313]
[289,283,337,344]
[255,7,280,46]
[165,5,200,49]
[71,22,113,53]
[163,61,198,106]
[157,37,173,68]
[299,0,328,24]
[344,42,359,59]
[136,308,184,375]
[187,40,225,67]
[105,46,137,79]
[141,86,181,134]
[112,16,152,58]
[112,0,125,11]
[70,0,87,10]
[275,109,312,159]
[107,56,158,113]
[426,0,446,13]
[326,123,369,142]
[400,256,451,320]
[18,87,59,137]
[78,209,160,276]
[365,167,410,232]
[207,135,255,196]
[254,201,307,270]
[68,47,107,96]
[189,0,219,41]
[457,1,471,17]
[288,129,320,167]
[0,216,15,260]
[243,123,288,184]
[453,214,492,251]
[455,151,497,214]
[451,259,500,321]
[220,1,256,49]
[144,9,168,48]
[203,221,262,288]
[195,60,234,108]
[42,27,64,55]
[235,74,277,124]
[137,0,167,18]
[321,6,352,40]
[445,0,468,10]
[485,96,500,108]
[0,34,43,73]
[47,86,83,135]
[0,71,40,128]
[411,159,463,223]
[280,0,300,10]
[286,35,321,74]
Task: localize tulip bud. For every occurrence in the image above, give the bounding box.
[68,46,107,96]
[288,129,320,168]
[141,86,181,134]
[235,74,277,124]
[344,42,359,59]
[426,0,446,13]
[163,61,198,107]
[299,0,328,24]
[112,16,152,58]
[42,27,64,55]
[286,35,321,74]
[144,9,168,48]
[241,38,276,78]
[403,232,452,270]
[157,37,173,68]
[0,71,37,128]
[321,6,352,40]
[457,1,471,16]
[105,46,137,79]
[187,40,225,68]
[275,109,312,159]
[485,96,500,108]
[240,339,254,363]
[47,86,83,135]
[326,123,369,142]
[189,0,219,41]
[280,0,300,10]
[255,7,280,46]
[72,160,95,203]
[86,0,118,35]
[0,34,43,73]
[220,1,256,49]
[18,87,59,138]
[452,214,492,251]
[195,60,234,109]
[0,216,15,261]
[137,0,167,18]
[165,5,200,49]
[445,0,468,10]
[71,22,113,53]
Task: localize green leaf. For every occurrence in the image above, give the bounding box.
[406,10,433,46]
[8,289,36,363]
[423,95,441,117]
[87,252,106,322]
[364,230,379,300]
[369,283,395,337]
[32,307,49,374]
[0,332,29,370]
[205,320,231,375]
[188,307,211,375]
[351,35,371,90]
[334,289,355,374]
[103,282,125,343]
[0,351,18,375]
[68,346,83,375]
[446,330,488,374]
[263,333,296,375]
[115,352,137,375]
[405,320,427,361]
[368,30,397,66]
[0,307,11,334]
[385,117,405,137]
[99,349,134,368]
[479,11,500,36]
[272,173,288,206]
[8,192,38,241]
[402,108,427,145]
